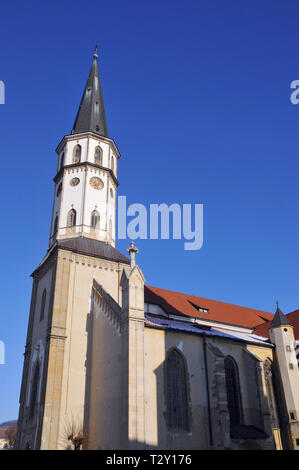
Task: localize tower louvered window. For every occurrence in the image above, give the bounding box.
[53,215,58,235]
[73,145,81,163]
[67,209,77,227]
[91,210,100,229]
[60,152,65,170]
[166,349,189,431]
[94,146,102,165]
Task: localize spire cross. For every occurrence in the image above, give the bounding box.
[93,45,98,59]
[127,241,139,268]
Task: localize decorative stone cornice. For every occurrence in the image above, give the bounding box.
[53,161,119,187]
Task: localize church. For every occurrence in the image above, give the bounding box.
[15,48,299,451]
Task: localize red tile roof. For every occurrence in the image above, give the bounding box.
[144,286,274,329]
[254,309,299,340]
[0,429,8,439]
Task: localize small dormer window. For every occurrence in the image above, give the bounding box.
[189,301,209,314]
[197,307,209,313]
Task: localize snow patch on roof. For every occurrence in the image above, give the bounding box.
[145,314,272,346]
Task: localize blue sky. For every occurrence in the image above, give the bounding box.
[0,0,299,422]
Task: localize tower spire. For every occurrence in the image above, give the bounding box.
[270,302,292,329]
[72,46,108,137]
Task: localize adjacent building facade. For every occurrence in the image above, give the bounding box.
[15,49,299,450]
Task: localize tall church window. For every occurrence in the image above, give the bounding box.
[165,348,190,431]
[111,156,114,173]
[224,356,243,424]
[29,362,40,419]
[91,210,100,229]
[40,289,47,322]
[67,209,77,227]
[73,144,81,163]
[94,146,103,166]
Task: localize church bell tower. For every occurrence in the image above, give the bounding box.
[50,45,119,248]
[15,48,130,450]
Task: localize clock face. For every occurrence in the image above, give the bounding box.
[90,177,104,190]
[70,177,80,187]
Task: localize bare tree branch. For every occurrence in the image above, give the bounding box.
[61,415,87,450]
[3,425,17,450]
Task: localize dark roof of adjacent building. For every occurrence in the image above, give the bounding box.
[0,420,17,429]
[72,46,108,137]
[144,285,274,329]
[56,237,130,264]
[255,309,299,340]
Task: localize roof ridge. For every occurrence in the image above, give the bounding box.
[145,285,273,315]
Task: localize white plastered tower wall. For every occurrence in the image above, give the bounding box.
[270,320,299,449]
[49,132,119,248]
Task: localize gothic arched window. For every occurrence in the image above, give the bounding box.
[60,152,65,170]
[224,356,243,424]
[91,210,100,229]
[165,348,190,431]
[29,361,40,419]
[94,146,103,166]
[53,215,58,235]
[67,209,76,227]
[40,289,47,322]
[73,145,81,163]
[111,156,114,173]
[56,183,62,198]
